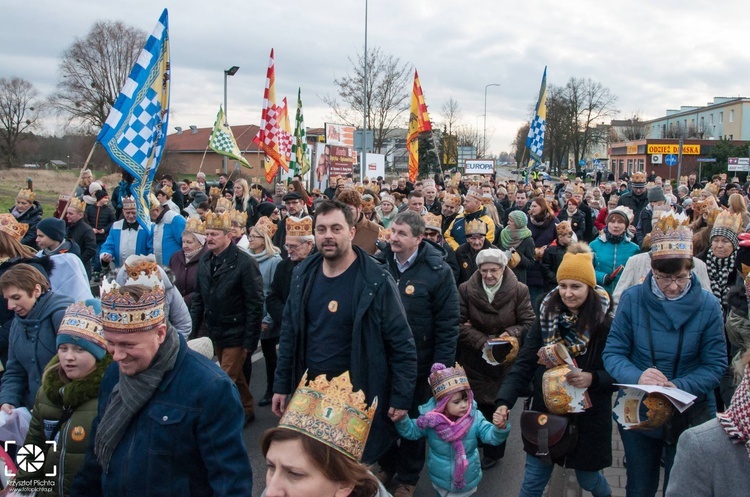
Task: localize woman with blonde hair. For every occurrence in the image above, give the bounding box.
[728,193,750,231]
[233,178,260,225]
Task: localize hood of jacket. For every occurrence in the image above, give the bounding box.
[0,255,54,279]
[21,290,71,324]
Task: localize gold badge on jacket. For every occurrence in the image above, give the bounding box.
[405,285,415,295]
[71,426,86,442]
[462,262,468,269]
[328,301,338,313]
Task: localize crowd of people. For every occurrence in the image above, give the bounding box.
[0,166,748,496]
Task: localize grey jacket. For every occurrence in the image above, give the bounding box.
[666,418,750,497]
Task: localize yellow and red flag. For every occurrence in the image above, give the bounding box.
[406,70,432,183]
[253,49,288,182]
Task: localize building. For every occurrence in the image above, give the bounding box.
[645,97,750,141]
[163,125,263,176]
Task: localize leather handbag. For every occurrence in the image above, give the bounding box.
[520,410,578,464]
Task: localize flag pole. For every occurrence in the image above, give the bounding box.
[60,141,98,219]
[197,144,211,174]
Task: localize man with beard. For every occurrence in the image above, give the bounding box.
[373,211,459,497]
[445,188,496,250]
[440,193,462,234]
[617,171,649,235]
[336,188,381,255]
[271,200,417,464]
[455,219,496,286]
[423,181,442,215]
[273,191,309,258]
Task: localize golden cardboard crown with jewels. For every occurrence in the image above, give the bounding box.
[712,210,742,235]
[121,196,136,209]
[58,302,106,349]
[254,216,277,238]
[101,285,166,334]
[279,371,377,461]
[123,255,164,289]
[68,197,87,213]
[0,213,28,242]
[428,363,470,401]
[442,193,462,208]
[205,210,232,231]
[209,186,222,198]
[229,209,248,227]
[16,189,35,202]
[466,218,488,236]
[250,186,263,200]
[378,228,392,242]
[159,185,173,198]
[361,195,375,212]
[704,183,719,197]
[216,197,233,212]
[189,181,201,190]
[423,213,443,232]
[185,217,206,235]
[465,188,483,201]
[286,216,313,237]
[631,171,647,185]
[651,211,693,260]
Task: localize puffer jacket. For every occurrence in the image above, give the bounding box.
[396,398,509,492]
[540,241,568,289]
[16,355,112,496]
[12,201,43,249]
[590,232,639,295]
[190,242,264,350]
[604,273,727,410]
[618,191,649,224]
[0,291,74,409]
[526,215,559,288]
[374,241,460,378]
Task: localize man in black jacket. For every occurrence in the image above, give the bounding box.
[190,211,264,424]
[618,171,649,236]
[373,211,460,496]
[65,198,97,278]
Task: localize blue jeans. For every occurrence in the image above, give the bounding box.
[619,425,676,497]
[518,453,611,497]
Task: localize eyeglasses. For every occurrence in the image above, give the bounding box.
[284,244,301,251]
[653,274,691,286]
[479,267,503,276]
[468,235,486,240]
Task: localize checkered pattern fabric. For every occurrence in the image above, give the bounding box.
[209,106,250,168]
[97,9,170,233]
[290,88,310,175]
[278,97,292,166]
[526,114,546,162]
[253,49,288,181]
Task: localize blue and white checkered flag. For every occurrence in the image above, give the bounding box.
[525,66,547,165]
[97,9,170,232]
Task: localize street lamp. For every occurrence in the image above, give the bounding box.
[223,65,240,173]
[362,0,368,181]
[483,83,501,157]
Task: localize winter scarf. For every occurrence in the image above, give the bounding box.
[95,326,179,473]
[250,248,278,263]
[718,364,750,460]
[529,211,552,227]
[603,227,625,244]
[417,390,475,489]
[539,288,610,357]
[499,219,532,250]
[706,248,737,306]
[183,246,203,263]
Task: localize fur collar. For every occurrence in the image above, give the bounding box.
[43,355,113,409]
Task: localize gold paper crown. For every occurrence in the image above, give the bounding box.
[68,197,87,213]
[361,196,375,212]
[651,211,693,260]
[542,365,577,415]
[480,194,494,205]
[423,213,443,231]
[254,216,277,238]
[209,186,222,197]
[679,176,688,183]
[101,286,166,333]
[205,210,232,231]
[507,184,518,194]
[121,196,136,209]
[16,189,35,202]
[378,228,392,242]
[123,255,164,289]
[148,193,160,210]
[286,216,313,237]
[216,197,233,212]
[428,363,470,400]
[185,217,206,235]
[442,194,462,208]
[572,186,585,195]
[158,185,173,198]
[250,187,263,200]
[229,209,248,227]
[712,210,742,235]
[58,302,106,349]
[466,218,488,235]
[704,183,719,197]
[0,213,28,241]
[355,184,365,194]
[279,371,377,461]
[465,188,483,200]
[631,171,647,185]
[189,181,200,190]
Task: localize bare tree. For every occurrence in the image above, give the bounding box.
[51,20,146,131]
[455,124,484,159]
[617,114,650,141]
[440,98,462,135]
[0,77,42,168]
[544,85,574,174]
[323,47,412,154]
[511,123,530,166]
[563,77,618,170]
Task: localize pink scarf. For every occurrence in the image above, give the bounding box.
[718,366,750,459]
[416,390,474,489]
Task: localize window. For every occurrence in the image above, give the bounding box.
[638,159,645,171]
[720,112,724,124]
[730,110,734,123]
[710,114,714,125]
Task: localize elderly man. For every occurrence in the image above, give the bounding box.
[273,191,309,258]
[190,210,265,425]
[99,197,152,268]
[65,197,97,278]
[149,194,186,266]
[423,181,441,215]
[441,193,462,233]
[444,188,496,250]
[272,200,417,464]
[72,284,253,495]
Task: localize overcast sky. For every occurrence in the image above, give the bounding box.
[3,0,749,156]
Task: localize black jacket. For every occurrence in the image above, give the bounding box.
[540,242,569,289]
[557,209,587,242]
[84,204,117,243]
[273,246,417,463]
[455,239,496,286]
[618,191,649,225]
[67,218,97,273]
[12,202,43,249]
[578,202,595,242]
[266,256,302,327]
[190,242,264,350]
[374,241,460,378]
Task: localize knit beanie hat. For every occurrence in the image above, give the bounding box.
[607,206,634,228]
[647,186,667,203]
[191,191,209,205]
[556,246,596,288]
[509,210,528,229]
[37,217,67,242]
[257,201,278,218]
[57,299,107,361]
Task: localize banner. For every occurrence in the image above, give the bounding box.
[365,153,385,179]
[465,159,495,175]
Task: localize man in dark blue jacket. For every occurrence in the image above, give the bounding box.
[72,284,253,496]
[272,200,417,464]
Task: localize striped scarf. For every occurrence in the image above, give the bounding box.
[706,248,736,306]
[539,288,610,357]
[718,366,750,460]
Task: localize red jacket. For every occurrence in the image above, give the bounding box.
[595,207,609,231]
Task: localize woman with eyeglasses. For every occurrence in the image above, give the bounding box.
[457,248,535,469]
[603,212,727,497]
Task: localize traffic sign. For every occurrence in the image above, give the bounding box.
[593,159,601,167]
[665,154,677,166]
[579,159,585,166]
[696,158,717,163]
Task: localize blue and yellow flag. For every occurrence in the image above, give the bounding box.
[97,9,170,232]
[526,66,547,165]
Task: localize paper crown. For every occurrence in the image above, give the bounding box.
[122,255,164,289]
[507,184,518,194]
[651,211,693,260]
[279,371,377,461]
[16,189,35,202]
[571,186,585,195]
[58,302,106,349]
[679,176,688,184]
[466,218,488,235]
[428,363,470,400]
[158,185,173,198]
[631,172,647,186]
[229,209,248,227]
[209,186,222,197]
[354,184,365,194]
[361,195,375,212]
[185,217,206,235]
[205,210,232,231]
[286,216,313,237]
[712,210,742,235]
[189,181,201,190]
[249,186,263,200]
[101,285,166,333]
[556,221,572,236]
[216,197,233,212]
[423,213,442,232]
[121,196,136,209]
[442,193,462,208]
[254,216,277,238]
[480,194,494,205]
[378,228,392,242]
[633,393,675,430]
[68,197,87,213]
[422,180,436,188]
[380,194,395,205]
[0,213,29,241]
[465,188,483,201]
